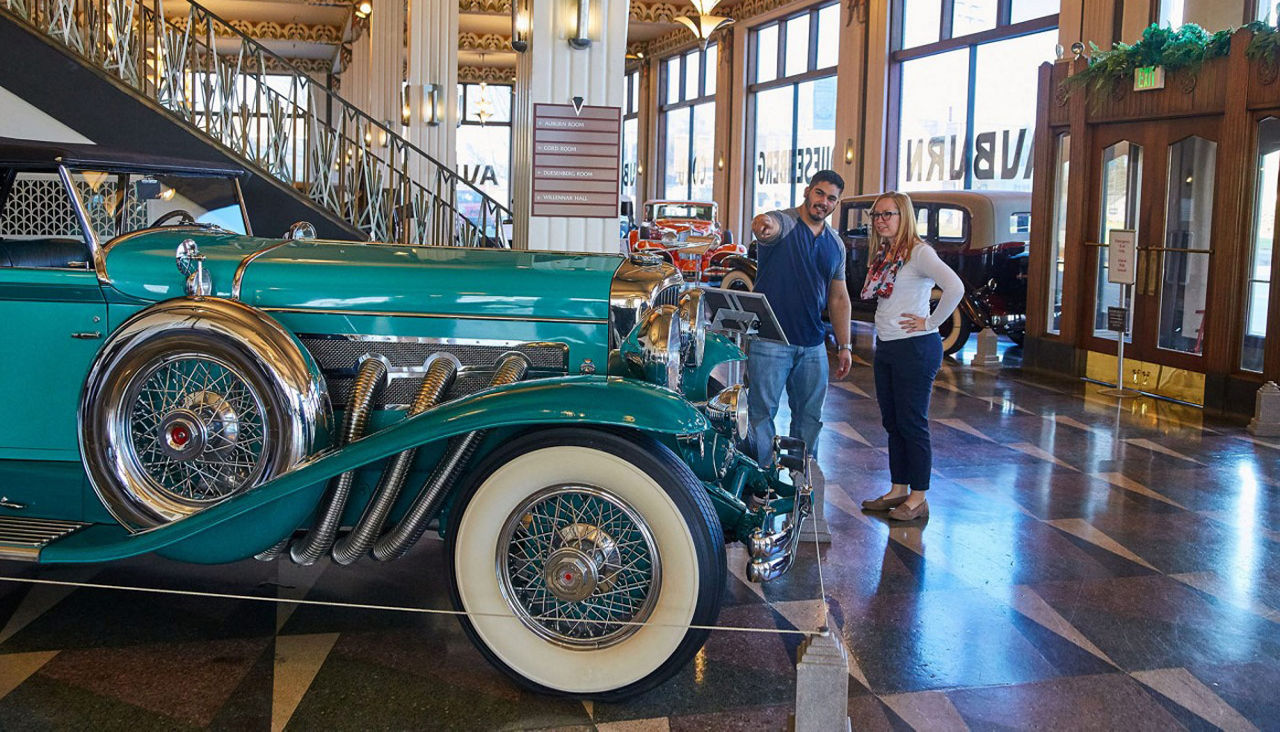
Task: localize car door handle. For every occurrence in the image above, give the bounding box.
[0,497,26,510]
[71,331,102,339]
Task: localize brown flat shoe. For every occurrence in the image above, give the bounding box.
[861,493,909,511]
[888,499,929,521]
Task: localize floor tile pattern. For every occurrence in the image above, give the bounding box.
[1,328,1277,729]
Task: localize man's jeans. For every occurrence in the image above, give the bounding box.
[746,339,829,465]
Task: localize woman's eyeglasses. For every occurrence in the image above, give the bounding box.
[868,211,900,221]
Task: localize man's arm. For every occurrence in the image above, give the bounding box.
[751,212,782,242]
[828,278,852,379]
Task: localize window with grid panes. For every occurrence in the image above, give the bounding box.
[658,44,718,201]
[456,82,513,205]
[622,70,640,211]
[892,1,1057,192]
[746,3,840,216]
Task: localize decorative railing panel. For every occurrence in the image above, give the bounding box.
[1,0,511,247]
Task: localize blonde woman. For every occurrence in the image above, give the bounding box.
[859,191,963,521]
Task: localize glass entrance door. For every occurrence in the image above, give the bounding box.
[1084,119,1221,397]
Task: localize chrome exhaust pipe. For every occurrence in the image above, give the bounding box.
[372,352,530,561]
[331,354,459,565]
[746,485,812,582]
[288,356,389,566]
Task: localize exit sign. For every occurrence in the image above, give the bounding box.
[1134,65,1165,91]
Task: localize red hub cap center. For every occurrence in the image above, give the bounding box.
[170,425,190,446]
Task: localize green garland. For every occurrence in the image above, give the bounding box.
[1065,23,1235,97]
[1246,21,1280,60]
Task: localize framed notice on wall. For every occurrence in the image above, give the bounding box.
[531,103,621,218]
[1107,229,1137,285]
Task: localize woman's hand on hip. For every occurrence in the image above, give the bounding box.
[898,313,927,332]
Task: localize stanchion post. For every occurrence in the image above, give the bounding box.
[793,624,851,732]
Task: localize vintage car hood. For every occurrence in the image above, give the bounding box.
[100,230,619,320]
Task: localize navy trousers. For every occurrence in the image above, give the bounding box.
[873,333,942,491]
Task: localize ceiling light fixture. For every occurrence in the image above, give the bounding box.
[354,0,372,20]
[675,0,733,50]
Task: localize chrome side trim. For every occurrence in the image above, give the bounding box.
[265,307,605,325]
[58,164,102,279]
[232,239,293,301]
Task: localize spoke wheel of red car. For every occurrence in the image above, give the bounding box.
[447,428,725,700]
[720,268,754,291]
[79,298,329,531]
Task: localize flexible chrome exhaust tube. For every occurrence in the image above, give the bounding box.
[331,354,460,565]
[289,356,389,566]
[372,352,530,561]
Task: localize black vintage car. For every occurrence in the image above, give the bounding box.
[722,190,1031,355]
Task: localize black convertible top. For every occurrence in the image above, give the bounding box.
[0,137,244,177]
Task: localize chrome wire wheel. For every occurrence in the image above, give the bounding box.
[80,297,330,533]
[123,352,269,505]
[449,428,726,699]
[498,485,660,648]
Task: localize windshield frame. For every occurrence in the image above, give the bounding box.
[61,164,252,258]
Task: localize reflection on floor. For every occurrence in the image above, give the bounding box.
[1,325,1277,730]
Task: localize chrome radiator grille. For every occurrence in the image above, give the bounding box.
[299,335,569,409]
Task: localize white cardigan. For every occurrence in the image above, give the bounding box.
[873,243,965,342]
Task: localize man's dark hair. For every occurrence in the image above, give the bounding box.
[809,169,845,192]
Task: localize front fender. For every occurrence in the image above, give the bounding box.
[722,255,756,278]
[41,376,707,564]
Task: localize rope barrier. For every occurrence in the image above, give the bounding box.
[0,574,823,637]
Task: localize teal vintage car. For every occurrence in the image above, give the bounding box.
[0,138,811,699]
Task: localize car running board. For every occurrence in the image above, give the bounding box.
[0,516,89,561]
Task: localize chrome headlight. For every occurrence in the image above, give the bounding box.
[676,289,707,367]
[707,384,749,442]
[628,304,683,390]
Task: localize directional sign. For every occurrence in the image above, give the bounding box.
[531,103,621,218]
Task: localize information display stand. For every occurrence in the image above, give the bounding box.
[1099,228,1139,399]
[702,287,788,386]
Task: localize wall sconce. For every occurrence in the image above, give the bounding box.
[511,0,529,52]
[401,82,411,126]
[421,83,442,126]
[379,120,391,147]
[568,0,591,49]
[675,0,733,51]
[354,0,372,20]
[844,137,855,164]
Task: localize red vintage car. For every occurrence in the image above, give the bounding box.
[627,200,743,284]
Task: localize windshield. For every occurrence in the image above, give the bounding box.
[650,203,714,221]
[68,169,247,242]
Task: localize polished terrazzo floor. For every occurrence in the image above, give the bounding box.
[1,324,1277,730]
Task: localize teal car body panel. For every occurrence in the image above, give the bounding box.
[102,232,618,321]
[38,376,707,564]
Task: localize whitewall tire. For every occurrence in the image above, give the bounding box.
[447,428,725,699]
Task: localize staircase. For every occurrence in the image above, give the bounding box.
[0,0,511,247]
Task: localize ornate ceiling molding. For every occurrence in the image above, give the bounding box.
[459,0,510,13]
[459,65,517,84]
[173,16,343,44]
[457,0,701,23]
[217,53,333,76]
[458,32,511,52]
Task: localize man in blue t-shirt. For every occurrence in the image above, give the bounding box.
[747,170,852,468]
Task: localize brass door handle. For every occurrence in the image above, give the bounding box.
[1145,249,1160,296]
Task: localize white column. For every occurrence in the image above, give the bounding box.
[407,0,459,169]
[512,0,630,252]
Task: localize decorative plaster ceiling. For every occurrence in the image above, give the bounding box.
[175,0,771,79]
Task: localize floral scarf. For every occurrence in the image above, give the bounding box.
[860,244,905,299]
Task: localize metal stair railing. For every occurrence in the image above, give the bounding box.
[1,0,512,247]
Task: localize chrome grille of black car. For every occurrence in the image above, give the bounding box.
[299,335,569,409]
